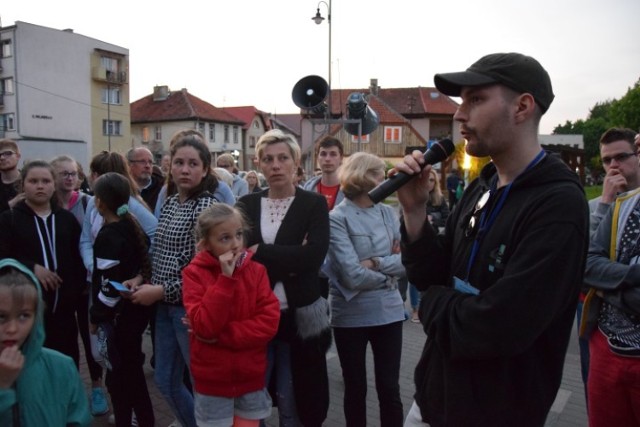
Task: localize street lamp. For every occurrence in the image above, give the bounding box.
[311,0,331,118]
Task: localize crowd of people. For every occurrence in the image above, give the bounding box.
[0,51,637,427]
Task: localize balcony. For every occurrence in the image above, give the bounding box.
[92,67,127,84]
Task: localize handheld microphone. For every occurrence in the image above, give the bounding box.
[368,138,456,204]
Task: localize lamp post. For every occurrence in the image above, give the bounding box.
[312,0,331,119]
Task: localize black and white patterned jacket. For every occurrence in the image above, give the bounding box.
[152,193,217,304]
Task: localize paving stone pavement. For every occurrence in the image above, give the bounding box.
[79,301,588,426]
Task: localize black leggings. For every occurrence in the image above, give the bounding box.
[333,322,404,427]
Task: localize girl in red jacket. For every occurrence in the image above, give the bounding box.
[182,203,280,427]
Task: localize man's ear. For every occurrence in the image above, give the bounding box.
[514,93,536,124]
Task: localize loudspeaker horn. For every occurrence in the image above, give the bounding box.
[292,75,329,114]
[344,92,379,136]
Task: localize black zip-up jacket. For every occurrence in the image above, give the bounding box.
[0,200,86,315]
[401,153,589,427]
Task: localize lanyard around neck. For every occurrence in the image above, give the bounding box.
[465,150,546,280]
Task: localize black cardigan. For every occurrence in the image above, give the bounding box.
[237,187,330,309]
[236,187,331,427]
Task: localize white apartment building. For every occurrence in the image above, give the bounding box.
[0,21,130,169]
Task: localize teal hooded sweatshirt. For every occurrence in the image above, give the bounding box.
[0,258,92,426]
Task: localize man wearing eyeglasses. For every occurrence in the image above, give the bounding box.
[126,147,164,209]
[0,138,22,213]
[582,127,640,426]
[573,127,640,407]
[393,53,589,427]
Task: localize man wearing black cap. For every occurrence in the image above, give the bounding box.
[393,53,589,426]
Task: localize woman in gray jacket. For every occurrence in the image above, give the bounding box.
[324,152,405,427]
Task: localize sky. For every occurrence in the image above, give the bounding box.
[2,0,639,134]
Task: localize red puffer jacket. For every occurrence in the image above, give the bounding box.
[183,249,280,397]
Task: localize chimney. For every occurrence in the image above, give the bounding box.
[370,79,379,96]
[153,85,170,101]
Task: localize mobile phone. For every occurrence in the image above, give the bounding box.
[109,280,132,294]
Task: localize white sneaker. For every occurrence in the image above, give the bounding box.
[168,419,182,427]
[107,413,138,426]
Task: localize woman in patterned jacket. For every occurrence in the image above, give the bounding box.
[132,130,218,427]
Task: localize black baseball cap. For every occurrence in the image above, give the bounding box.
[434,52,554,113]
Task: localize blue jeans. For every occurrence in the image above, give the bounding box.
[264,339,300,426]
[409,283,421,310]
[154,304,196,427]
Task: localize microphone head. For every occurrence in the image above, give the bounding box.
[434,138,455,157]
[423,138,456,164]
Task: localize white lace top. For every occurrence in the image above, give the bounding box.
[260,196,295,309]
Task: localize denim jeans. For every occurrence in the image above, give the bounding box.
[154,304,196,427]
[264,339,300,426]
[408,283,421,311]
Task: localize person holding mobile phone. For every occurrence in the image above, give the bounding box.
[89,172,155,427]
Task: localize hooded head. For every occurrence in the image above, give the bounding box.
[0,258,44,368]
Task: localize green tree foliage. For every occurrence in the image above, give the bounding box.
[553,78,640,172]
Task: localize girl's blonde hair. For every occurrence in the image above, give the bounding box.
[0,268,39,311]
[339,152,385,200]
[428,169,444,207]
[195,203,250,242]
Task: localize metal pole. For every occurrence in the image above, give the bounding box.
[107,78,111,151]
[327,0,332,119]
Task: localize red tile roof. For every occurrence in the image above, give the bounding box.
[326,87,458,116]
[131,88,244,125]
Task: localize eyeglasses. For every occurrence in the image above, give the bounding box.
[217,164,232,168]
[0,150,16,158]
[465,190,491,237]
[130,160,154,166]
[602,152,637,166]
[59,171,78,179]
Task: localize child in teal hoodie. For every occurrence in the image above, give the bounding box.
[0,258,91,426]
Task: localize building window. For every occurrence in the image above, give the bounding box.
[384,126,402,143]
[0,78,14,94]
[142,126,150,143]
[224,125,229,143]
[253,120,260,129]
[209,123,215,142]
[1,114,15,131]
[1,40,12,58]
[249,136,256,148]
[101,86,121,104]
[233,126,239,144]
[154,126,162,141]
[198,122,205,136]
[103,120,122,136]
[351,134,370,143]
[101,56,119,73]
